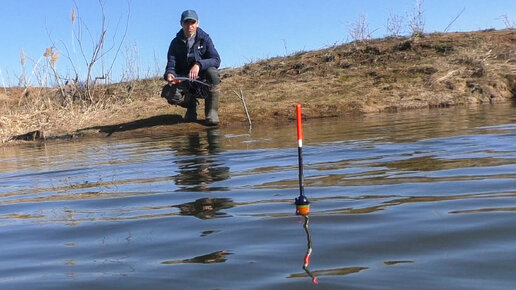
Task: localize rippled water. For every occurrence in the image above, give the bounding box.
[1,103,516,289]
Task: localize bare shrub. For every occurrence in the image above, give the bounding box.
[0,69,6,90]
[499,14,515,29]
[122,42,141,82]
[387,13,404,37]
[44,47,67,101]
[408,0,425,36]
[50,0,130,104]
[349,14,372,43]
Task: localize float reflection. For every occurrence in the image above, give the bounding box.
[301,215,318,284]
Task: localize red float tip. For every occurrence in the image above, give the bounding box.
[296,104,303,142]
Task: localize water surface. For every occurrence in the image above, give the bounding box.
[1,104,516,289]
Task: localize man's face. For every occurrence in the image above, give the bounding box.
[181,20,198,37]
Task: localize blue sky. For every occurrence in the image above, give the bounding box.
[0,0,514,86]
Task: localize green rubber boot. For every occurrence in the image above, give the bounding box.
[205,85,220,126]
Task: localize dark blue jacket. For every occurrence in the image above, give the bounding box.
[164,27,220,79]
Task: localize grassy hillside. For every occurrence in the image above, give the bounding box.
[1,29,515,143]
[220,29,515,119]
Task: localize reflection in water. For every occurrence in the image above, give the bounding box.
[289,266,367,280]
[1,104,516,289]
[383,260,414,266]
[173,129,230,191]
[289,266,368,278]
[200,230,220,237]
[162,250,232,265]
[301,215,318,284]
[174,197,235,219]
[450,206,516,214]
[290,215,368,281]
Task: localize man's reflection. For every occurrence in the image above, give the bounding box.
[173,128,230,191]
[162,250,232,265]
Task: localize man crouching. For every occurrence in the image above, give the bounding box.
[163,9,221,126]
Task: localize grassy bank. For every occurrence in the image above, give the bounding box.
[1,29,515,144]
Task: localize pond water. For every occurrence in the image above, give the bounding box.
[1,103,516,289]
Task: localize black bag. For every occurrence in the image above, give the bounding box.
[161,83,192,108]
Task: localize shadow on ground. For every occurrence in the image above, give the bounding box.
[83,114,187,136]
[10,114,212,142]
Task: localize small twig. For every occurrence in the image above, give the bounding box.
[18,88,28,106]
[232,89,252,132]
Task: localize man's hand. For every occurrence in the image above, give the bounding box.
[166,73,175,84]
[189,63,200,80]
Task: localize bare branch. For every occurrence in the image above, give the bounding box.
[444,6,466,32]
[233,89,252,132]
[105,1,130,80]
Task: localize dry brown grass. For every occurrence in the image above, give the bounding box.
[1,29,515,144]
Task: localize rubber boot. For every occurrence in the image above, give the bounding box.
[205,85,220,126]
[184,100,198,122]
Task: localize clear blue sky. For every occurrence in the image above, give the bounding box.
[0,0,514,86]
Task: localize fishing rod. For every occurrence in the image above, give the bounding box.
[169,76,211,87]
[295,104,310,215]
